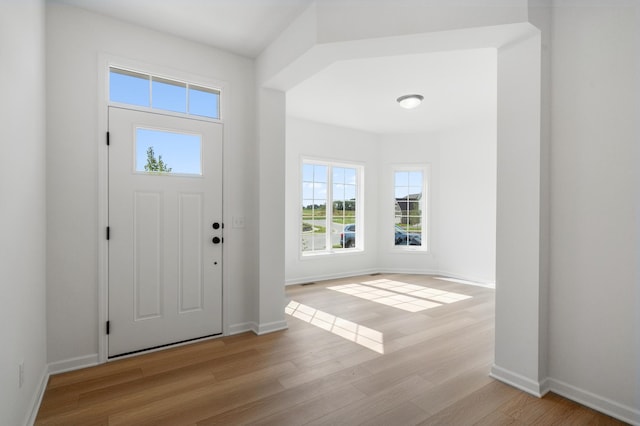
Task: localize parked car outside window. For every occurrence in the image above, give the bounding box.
[340,224,356,248]
[395,225,421,246]
[340,224,421,248]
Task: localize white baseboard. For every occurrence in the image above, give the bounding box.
[285,268,378,286]
[256,320,288,335]
[229,320,288,335]
[375,267,440,276]
[26,355,99,426]
[490,364,547,397]
[545,378,640,426]
[433,270,496,288]
[25,364,49,426]
[48,353,99,375]
[228,322,257,335]
[285,268,495,288]
[490,365,639,425]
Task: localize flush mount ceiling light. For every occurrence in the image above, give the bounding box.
[396,94,424,109]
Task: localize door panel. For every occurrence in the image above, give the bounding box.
[134,190,163,320]
[178,192,204,313]
[108,107,223,357]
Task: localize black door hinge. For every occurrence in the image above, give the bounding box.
[106,131,110,146]
[106,321,110,335]
[106,226,110,240]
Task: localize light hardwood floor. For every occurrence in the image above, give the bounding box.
[36,274,626,425]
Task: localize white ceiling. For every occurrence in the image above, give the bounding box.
[51,1,497,135]
[286,48,497,135]
[51,0,314,58]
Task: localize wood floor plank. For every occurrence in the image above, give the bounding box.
[416,380,522,425]
[35,274,627,426]
[36,368,143,421]
[38,372,217,425]
[360,401,431,426]
[278,358,363,389]
[473,409,526,425]
[559,405,626,425]
[307,375,434,426]
[410,363,495,416]
[108,377,284,425]
[46,364,144,391]
[498,391,575,424]
[249,383,368,426]
[198,365,372,424]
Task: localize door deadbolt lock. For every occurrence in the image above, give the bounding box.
[212,222,222,230]
[212,236,222,244]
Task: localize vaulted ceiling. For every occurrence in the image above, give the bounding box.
[51,0,313,58]
[51,0,496,134]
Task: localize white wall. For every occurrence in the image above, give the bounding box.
[528,0,552,386]
[437,123,497,284]
[256,88,288,333]
[0,1,48,424]
[547,3,639,421]
[492,31,543,393]
[376,134,440,275]
[285,118,379,284]
[286,122,497,285]
[45,3,257,365]
[314,0,528,44]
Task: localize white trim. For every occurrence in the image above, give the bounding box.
[490,364,547,397]
[256,320,288,335]
[98,54,109,364]
[434,270,496,288]
[48,354,100,376]
[376,267,442,276]
[285,269,496,287]
[490,366,639,424]
[285,268,379,286]
[24,365,49,426]
[228,322,258,335]
[545,378,640,426]
[107,101,223,125]
[299,248,366,260]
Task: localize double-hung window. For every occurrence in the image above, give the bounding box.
[301,160,363,255]
[393,167,427,250]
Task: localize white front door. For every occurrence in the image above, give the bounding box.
[108,107,223,358]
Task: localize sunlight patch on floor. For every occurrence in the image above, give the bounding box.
[327,279,472,312]
[285,300,384,354]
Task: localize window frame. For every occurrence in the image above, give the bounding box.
[300,158,364,257]
[133,126,204,177]
[108,66,222,122]
[391,164,429,252]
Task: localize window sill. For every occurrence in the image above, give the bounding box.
[390,247,430,254]
[301,248,365,259]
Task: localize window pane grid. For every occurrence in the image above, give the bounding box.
[302,162,360,254]
[109,67,220,119]
[394,170,425,248]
